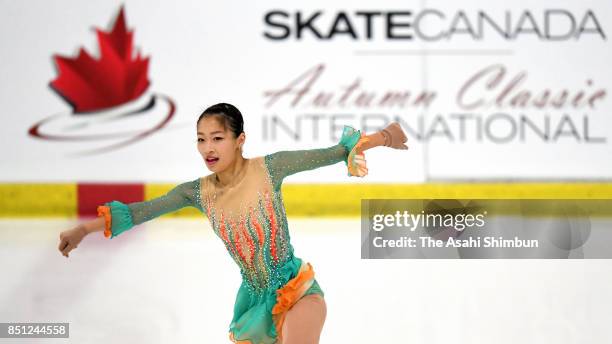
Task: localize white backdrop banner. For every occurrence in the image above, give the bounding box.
[1,0,610,182]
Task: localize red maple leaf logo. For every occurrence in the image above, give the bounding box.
[50,6,150,113]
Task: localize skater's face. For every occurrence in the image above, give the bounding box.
[197,116,245,172]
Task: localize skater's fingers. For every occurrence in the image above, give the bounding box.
[58,238,68,252]
[61,242,70,256]
[61,242,74,257]
[62,248,71,258]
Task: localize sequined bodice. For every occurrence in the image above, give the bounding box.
[199,157,294,295]
[100,125,363,297]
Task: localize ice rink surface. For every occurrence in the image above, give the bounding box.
[1,217,612,343]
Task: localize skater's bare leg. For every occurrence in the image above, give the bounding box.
[281,294,327,344]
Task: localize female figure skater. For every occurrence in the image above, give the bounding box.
[58,103,408,344]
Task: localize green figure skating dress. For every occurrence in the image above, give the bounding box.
[96,125,362,343]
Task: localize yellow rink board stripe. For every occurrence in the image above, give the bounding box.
[1,183,612,217]
[0,184,77,217]
[280,183,612,217]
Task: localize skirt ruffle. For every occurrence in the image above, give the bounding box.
[228,255,324,344]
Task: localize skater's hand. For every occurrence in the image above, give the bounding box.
[58,225,87,258]
[382,122,409,150]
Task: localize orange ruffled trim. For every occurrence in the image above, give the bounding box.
[271,261,316,342]
[227,262,317,344]
[347,133,369,177]
[96,205,112,238]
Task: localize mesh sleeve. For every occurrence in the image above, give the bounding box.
[96,178,203,239]
[263,125,362,188]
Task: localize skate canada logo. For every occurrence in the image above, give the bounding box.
[259,8,608,145]
[263,9,606,41]
[27,6,176,156]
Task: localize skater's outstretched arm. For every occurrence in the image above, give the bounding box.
[58,217,104,257]
[264,122,408,188]
[96,178,203,239]
[58,178,203,257]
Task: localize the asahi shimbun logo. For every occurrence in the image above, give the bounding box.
[263,9,606,41]
[28,6,176,156]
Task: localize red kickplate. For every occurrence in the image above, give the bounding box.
[77,183,144,217]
